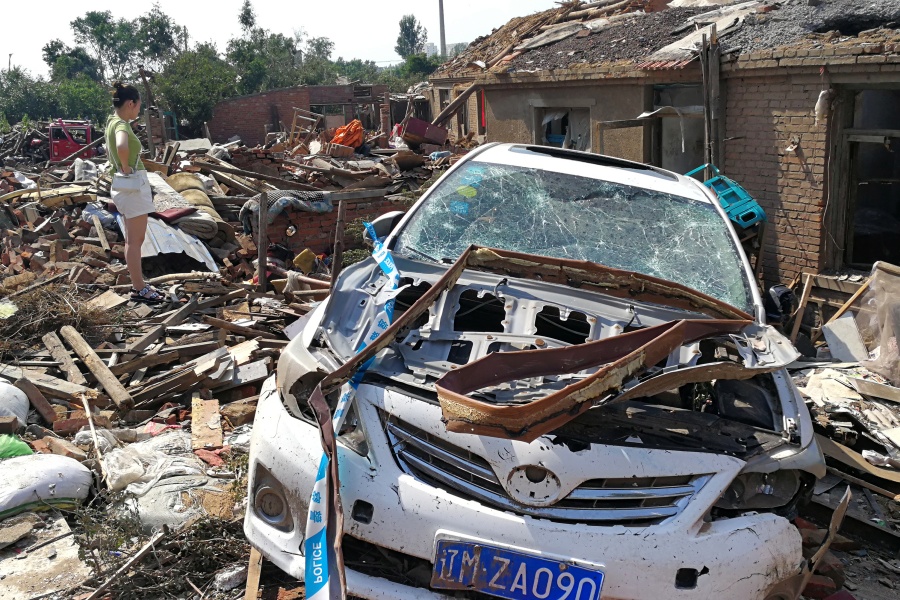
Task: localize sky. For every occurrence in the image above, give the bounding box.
[2,0,556,76]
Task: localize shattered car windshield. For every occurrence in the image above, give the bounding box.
[394,161,753,312]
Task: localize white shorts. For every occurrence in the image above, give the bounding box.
[111,170,155,218]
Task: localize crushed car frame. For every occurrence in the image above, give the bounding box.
[245,144,843,600]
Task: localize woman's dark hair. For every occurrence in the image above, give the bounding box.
[111,81,141,108]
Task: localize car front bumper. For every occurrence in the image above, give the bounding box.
[245,375,806,600]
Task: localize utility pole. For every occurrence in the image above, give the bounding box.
[439,0,447,58]
[7,54,11,72]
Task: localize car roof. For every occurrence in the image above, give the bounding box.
[470,143,714,204]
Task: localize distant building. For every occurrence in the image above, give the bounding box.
[425,42,469,57]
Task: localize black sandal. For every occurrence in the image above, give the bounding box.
[131,285,165,304]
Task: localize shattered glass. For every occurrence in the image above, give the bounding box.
[394,161,753,312]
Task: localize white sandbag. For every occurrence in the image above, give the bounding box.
[0,454,92,519]
[0,381,29,428]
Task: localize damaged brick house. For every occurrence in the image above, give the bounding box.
[208,82,389,147]
[429,0,900,286]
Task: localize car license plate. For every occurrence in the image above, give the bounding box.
[431,540,604,600]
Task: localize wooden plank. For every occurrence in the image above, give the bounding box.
[90,215,110,251]
[0,363,98,402]
[195,161,317,191]
[202,316,277,339]
[14,378,58,424]
[132,369,203,404]
[848,377,900,404]
[244,547,263,600]
[818,434,900,485]
[227,339,260,366]
[60,326,134,412]
[826,279,871,325]
[42,332,87,385]
[125,299,198,355]
[790,273,813,344]
[109,350,179,376]
[86,290,128,310]
[195,288,248,311]
[331,200,346,292]
[191,396,223,450]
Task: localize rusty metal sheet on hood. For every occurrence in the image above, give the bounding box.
[435,318,750,442]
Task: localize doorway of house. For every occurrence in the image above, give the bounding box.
[844,89,900,268]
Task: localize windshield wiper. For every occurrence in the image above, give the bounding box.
[401,246,440,264]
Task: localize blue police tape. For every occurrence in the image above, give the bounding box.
[304,222,400,599]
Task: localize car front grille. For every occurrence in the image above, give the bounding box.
[384,415,711,526]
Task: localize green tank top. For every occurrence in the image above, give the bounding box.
[105,114,145,173]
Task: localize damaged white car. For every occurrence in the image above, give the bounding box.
[245,144,831,599]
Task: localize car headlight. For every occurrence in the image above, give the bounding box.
[715,470,801,511]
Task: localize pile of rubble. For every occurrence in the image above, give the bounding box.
[784,261,900,598]
[0,122,53,169]
[0,110,470,598]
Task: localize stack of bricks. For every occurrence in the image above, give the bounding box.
[229,146,292,179]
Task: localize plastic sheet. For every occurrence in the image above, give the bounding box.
[858,262,900,386]
[103,430,205,494]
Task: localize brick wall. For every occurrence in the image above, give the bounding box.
[264,197,408,255]
[723,74,826,285]
[209,87,311,147]
[722,38,900,285]
[308,84,389,105]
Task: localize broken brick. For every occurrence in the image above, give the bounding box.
[52,416,110,435]
[45,436,88,461]
[801,527,827,548]
[803,574,838,599]
[194,448,227,467]
[815,551,845,589]
[30,438,52,454]
[824,590,857,600]
[0,415,17,434]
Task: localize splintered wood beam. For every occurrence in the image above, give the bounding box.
[60,326,134,412]
[42,331,87,385]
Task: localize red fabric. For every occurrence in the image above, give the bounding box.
[153,207,198,223]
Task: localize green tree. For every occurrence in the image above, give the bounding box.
[238,0,256,31]
[55,76,111,122]
[71,10,138,82]
[0,68,55,122]
[0,68,108,123]
[70,6,187,83]
[135,3,189,70]
[334,58,380,83]
[299,37,336,85]
[395,15,427,59]
[42,40,103,82]
[157,44,236,136]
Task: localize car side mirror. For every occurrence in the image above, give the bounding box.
[364,211,405,246]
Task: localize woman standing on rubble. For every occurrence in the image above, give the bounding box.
[105,81,164,303]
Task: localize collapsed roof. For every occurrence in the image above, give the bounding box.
[432,0,900,78]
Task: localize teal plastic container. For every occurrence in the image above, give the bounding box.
[685,164,766,228]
